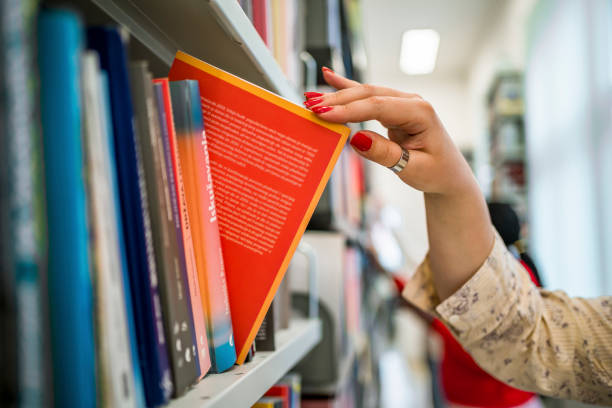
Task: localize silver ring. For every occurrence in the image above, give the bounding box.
[389,148,409,174]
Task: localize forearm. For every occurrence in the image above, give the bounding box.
[424,175,494,301]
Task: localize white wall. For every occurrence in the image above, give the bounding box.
[524,0,612,296]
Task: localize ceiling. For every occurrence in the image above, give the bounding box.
[361,0,506,81]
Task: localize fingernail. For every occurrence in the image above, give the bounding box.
[350,132,372,152]
[322,66,333,74]
[312,106,333,114]
[304,98,323,108]
[304,92,324,99]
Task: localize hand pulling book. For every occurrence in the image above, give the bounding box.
[169,80,237,373]
[153,77,212,379]
[38,10,96,407]
[168,51,349,364]
[87,27,172,406]
[130,61,199,396]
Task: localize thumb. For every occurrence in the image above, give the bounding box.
[349,130,403,168]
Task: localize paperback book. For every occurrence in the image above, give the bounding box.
[168,51,349,364]
[153,77,212,379]
[87,27,172,406]
[169,79,237,373]
[130,61,199,396]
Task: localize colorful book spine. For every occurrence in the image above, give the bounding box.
[2,0,48,405]
[38,9,96,407]
[130,61,198,396]
[81,51,138,408]
[153,78,212,379]
[87,27,172,406]
[169,80,237,373]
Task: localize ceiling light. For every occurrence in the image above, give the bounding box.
[399,29,440,75]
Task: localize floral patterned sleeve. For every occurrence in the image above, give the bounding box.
[402,229,612,405]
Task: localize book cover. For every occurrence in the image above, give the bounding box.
[130,61,199,396]
[278,373,301,408]
[81,51,138,408]
[87,27,172,406]
[38,9,96,407]
[169,80,237,373]
[168,51,349,364]
[153,77,212,379]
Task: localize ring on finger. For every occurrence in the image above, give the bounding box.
[389,148,409,174]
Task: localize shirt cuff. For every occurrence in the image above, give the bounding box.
[402,229,520,340]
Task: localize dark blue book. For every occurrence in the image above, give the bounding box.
[100,71,147,408]
[37,9,96,408]
[87,26,172,406]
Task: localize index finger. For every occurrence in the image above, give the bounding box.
[322,68,360,90]
[316,96,433,132]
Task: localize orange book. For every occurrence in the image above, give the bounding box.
[168,51,349,364]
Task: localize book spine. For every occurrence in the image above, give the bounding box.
[2,0,47,405]
[81,51,138,408]
[154,80,212,379]
[38,9,96,408]
[130,62,198,396]
[170,80,236,373]
[100,70,147,408]
[87,27,171,406]
[158,78,211,379]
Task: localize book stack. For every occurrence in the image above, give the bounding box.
[1,5,349,407]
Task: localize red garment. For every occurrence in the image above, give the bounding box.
[431,259,540,407]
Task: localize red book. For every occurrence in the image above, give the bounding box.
[252,0,270,46]
[153,77,212,378]
[168,51,349,364]
[265,384,290,408]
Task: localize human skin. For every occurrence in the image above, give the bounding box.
[306,68,494,301]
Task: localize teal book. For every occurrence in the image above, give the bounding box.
[2,0,48,406]
[38,9,97,408]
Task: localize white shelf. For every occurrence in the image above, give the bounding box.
[89,0,301,102]
[169,318,321,408]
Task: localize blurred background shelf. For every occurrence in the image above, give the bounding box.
[85,0,300,101]
[169,318,321,408]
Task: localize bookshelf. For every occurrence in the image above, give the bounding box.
[170,318,321,408]
[87,0,301,103]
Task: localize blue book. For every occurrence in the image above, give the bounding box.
[87,27,172,406]
[100,71,147,408]
[37,9,96,408]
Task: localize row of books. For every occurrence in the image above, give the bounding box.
[253,373,301,408]
[2,2,350,406]
[36,9,239,407]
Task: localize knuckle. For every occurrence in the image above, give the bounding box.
[417,99,435,114]
[368,95,385,106]
[361,83,376,96]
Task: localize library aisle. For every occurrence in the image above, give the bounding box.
[2,1,611,408]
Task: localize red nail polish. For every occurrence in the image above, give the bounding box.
[322,66,333,74]
[312,106,333,114]
[350,132,372,152]
[304,91,324,99]
[304,98,323,108]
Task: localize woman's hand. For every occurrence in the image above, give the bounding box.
[304,68,475,197]
[306,68,494,301]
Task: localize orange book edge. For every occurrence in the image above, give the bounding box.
[174,51,350,364]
